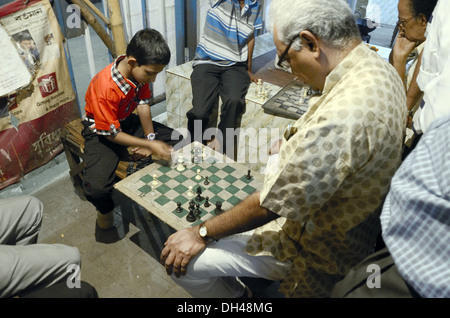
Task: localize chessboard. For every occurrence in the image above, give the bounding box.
[262,80,310,120]
[114,142,264,231]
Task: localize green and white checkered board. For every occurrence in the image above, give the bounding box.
[115,142,264,230]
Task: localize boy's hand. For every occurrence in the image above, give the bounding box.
[146,140,173,161]
[131,140,173,161]
[130,146,152,160]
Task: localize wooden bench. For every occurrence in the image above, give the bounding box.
[60,118,129,198]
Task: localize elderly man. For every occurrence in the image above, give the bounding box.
[160,0,406,298]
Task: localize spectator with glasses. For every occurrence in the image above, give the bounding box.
[389,0,437,157]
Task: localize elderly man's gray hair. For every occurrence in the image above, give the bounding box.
[269,0,361,50]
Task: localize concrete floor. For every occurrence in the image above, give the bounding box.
[10,154,191,298]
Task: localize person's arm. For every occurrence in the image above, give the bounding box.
[160,191,279,277]
[390,34,417,90]
[106,131,172,161]
[136,103,155,136]
[247,33,259,83]
[406,50,424,128]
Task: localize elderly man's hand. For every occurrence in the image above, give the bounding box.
[160,227,206,277]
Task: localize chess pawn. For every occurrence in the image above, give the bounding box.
[187,186,195,197]
[214,201,223,214]
[176,156,185,172]
[152,174,158,186]
[195,169,202,180]
[186,208,196,222]
[175,202,183,213]
[204,196,210,207]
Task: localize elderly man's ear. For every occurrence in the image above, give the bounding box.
[299,30,320,56]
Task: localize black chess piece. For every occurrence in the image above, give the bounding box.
[175,202,182,213]
[186,208,196,222]
[196,186,203,202]
[246,169,252,180]
[204,176,210,185]
[195,205,201,217]
[214,201,223,214]
[204,196,210,207]
[126,162,135,176]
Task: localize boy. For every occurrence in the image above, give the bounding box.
[186,0,263,157]
[81,29,175,230]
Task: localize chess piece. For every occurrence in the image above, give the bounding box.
[204,196,210,207]
[152,174,158,186]
[195,186,203,202]
[186,209,196,222]
[187,186,194,197]
[175,202,183,213]
[260,85,267,102]
[246,169,252,180]
[176,156,185,172]
[126,162,135,176]
[215,201,223,214]
[204,176,210,185]
[255,78,263,98]
[195,169,202,180]
[194,203,202,218]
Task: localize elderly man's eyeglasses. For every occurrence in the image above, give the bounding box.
[277,35,300,67]
[396,15,417,29]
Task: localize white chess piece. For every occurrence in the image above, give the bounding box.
[195,169,202,180]
[176,155,185,172]
[256,79,263,98]
[187,186,194,197]
[260,85,268,102]
[152,174,159,186]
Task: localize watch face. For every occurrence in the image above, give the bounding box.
[148,133,156,140]
[199,226,207,237]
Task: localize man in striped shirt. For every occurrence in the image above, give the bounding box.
[186,0,263,157]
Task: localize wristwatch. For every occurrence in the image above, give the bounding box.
[199,222,211,243]
[147,132,157,141]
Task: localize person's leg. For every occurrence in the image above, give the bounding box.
[20,281,98,298]
[0,195,43,245]
[187,64,221,144]
[0,243,80,298]
[170,231,291,298]
[217,64,250,157]
[82,123,125,229]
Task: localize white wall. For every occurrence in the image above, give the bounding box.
[120,0,177,97]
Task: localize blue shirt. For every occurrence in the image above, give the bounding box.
[381,114,450,298]
[194,0,263,66]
